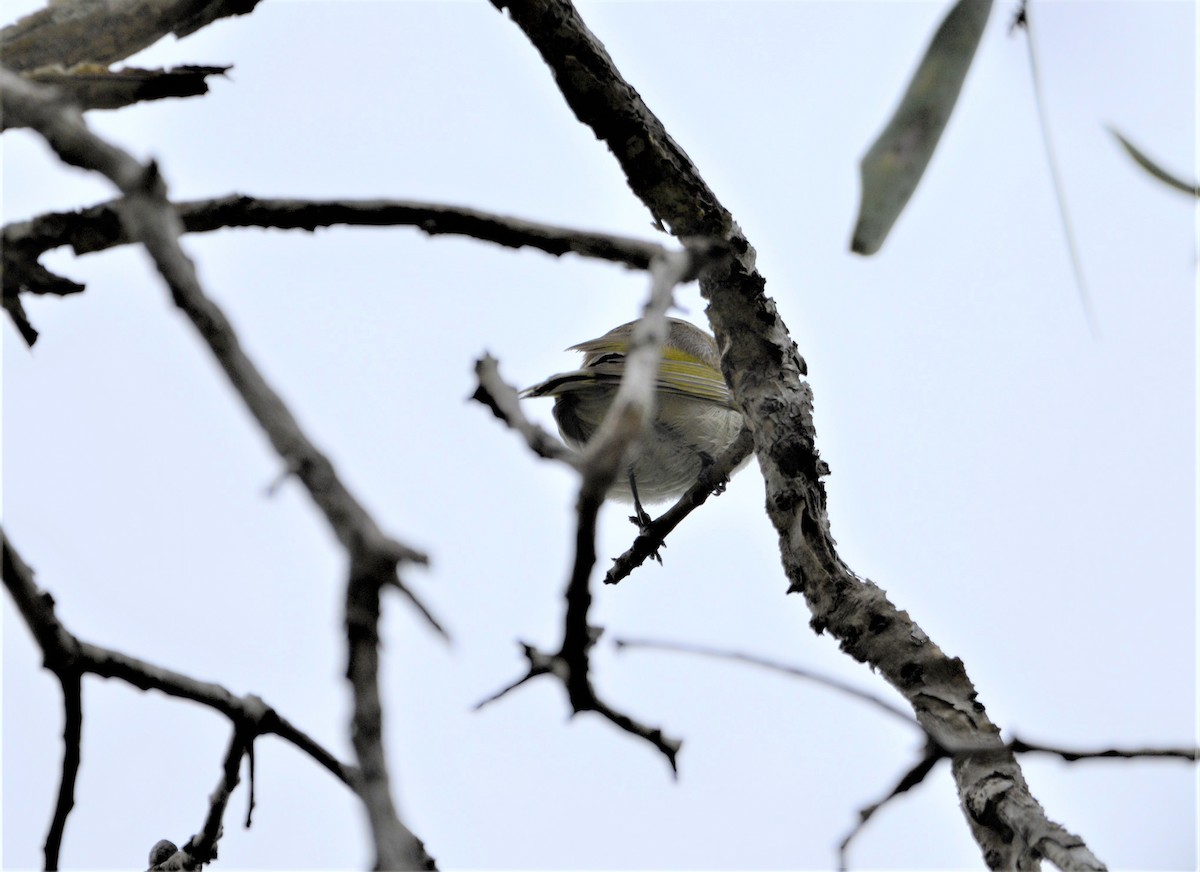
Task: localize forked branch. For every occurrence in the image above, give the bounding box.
[491,1,1105,867]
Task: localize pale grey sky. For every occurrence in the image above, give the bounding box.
[3,2,1195,869]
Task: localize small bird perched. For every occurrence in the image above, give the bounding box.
[523,318,748,524]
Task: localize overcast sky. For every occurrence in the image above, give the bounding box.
[3,1,1195,869]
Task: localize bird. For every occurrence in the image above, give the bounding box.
[523,318,747,526]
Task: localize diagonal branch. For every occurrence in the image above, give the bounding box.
[839,740,944,871]
[1,65,437,616]
[473,250,705,772]
[147,727,252,871]
[1,527,359,868]
[1,0,265,72]
[613,638,918,728]
[604,427,753,584]
[492,2,1105,868]
[472,355,580,466]
[839,732,1198,870]
[1,68,439,869]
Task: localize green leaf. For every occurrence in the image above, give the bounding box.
[851,0,994,255]
[1109,128,1199,198]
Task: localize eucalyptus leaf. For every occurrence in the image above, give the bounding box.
[1110,128,1199,198]
[852,0,993,255]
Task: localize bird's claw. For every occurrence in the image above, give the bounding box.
[696,452,728,497]
[627,511,665,564]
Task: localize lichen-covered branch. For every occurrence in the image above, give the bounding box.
[491,2,1105,868]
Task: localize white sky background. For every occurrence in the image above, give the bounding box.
[2,1,1195,869]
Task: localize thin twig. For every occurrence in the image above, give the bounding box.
[838,741,944,871]
[837,733,1198,870]
[1007,736,1198,763]
[1,527,361,864]
[604,428,753,584]
[473,642,682,769]
[1014,1,1100,336]
[45,671,82,871]
[146,728,249,872]
[189,728,248,867]
[472,356,580,466]
[613,638,918,728]
[472,643,559,710]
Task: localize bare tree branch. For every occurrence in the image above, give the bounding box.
[604,427,753,584]
[472,642,559,711]
[80,637,354,785]
[618,637,1196,868]
[2,526,361,868]
[3,195,685,348]
[1,66,437,609]
[3,195,673,298]
[614,638,918,728]
[45,670,82,871]
[0,64,231,124]
[839,740,943,871]
[473,640,682,770]
[491,2,1106,868]
[839,732,1198,871]
[2,68,442,868]
[472,355,580,465]
[473,250,703,772]
[1,0,265,72]
[1007,736,1199,763]
[147,727,250,871]
[346,559,437,870]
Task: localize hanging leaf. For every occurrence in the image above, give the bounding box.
[851,0,993,255]
[1109,128,1199,198]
